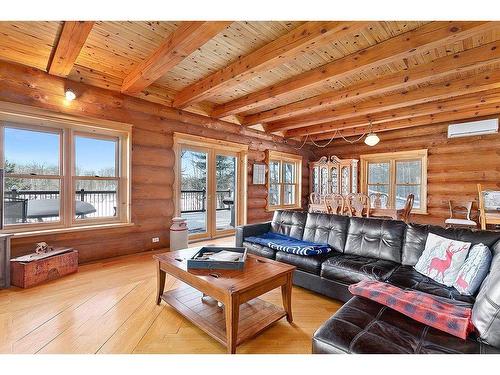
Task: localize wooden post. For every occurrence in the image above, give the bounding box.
[478,184,487,230]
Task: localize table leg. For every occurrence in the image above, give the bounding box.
[156,260,166,305]
[281,273,293,323]
[224,294,239,354]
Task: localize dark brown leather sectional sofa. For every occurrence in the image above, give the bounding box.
[236,210,500,354]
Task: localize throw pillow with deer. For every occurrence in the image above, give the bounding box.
[414,233,472,287]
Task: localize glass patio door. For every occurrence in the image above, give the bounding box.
[178,146,240,240]
[180,146,210,239]
[215,152,237,236]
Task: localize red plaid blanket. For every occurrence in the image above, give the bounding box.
[348,280,474,339]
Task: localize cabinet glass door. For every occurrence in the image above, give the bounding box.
[320,167,328,195]
[341,166,350,195]
[330,166,338,193]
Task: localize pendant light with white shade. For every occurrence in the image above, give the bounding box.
[364,121,380,146]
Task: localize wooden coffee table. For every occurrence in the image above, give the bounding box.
[154,248,296,354]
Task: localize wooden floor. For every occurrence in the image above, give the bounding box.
[0,237,342,354]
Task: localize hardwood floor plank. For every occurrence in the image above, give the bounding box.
[0,237,342,354]
[38,280,150,354]
[32,282,140,354]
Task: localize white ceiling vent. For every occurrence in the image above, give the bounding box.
[448,118,498,138]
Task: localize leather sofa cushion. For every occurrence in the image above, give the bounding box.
[402,223,500,266]
[387,265,475,304]
[320,254,399,285]
[312,296,499,354]
[275,250,336,275]
[302,213,349,252]
[270,210,307,240]
[472,254,500,349]
[344,217,406,263]
[242,241,276,259]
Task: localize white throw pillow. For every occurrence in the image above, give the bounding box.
[414,233,471,287]
[453,243,492,295]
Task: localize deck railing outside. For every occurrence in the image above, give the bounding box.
[180,189,233,213]
[4,189,118,222]
[4,188,233,223]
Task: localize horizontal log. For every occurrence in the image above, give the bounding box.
[132,128,174,148]
[132,146,175,168]
[132,166,175,185]
[132,185,174,200]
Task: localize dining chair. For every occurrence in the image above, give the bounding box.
[444,200,477,229]
[309,192,328,213]
[325,193,344,215]
[346,193,370,217]
[369,192,389,209]
[400,194,414,223]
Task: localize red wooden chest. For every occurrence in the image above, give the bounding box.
[10,248,78,288]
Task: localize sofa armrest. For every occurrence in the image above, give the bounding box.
[493,238,500,257]
[235,221,271,246]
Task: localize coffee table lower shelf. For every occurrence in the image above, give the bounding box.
[161,286,286,350]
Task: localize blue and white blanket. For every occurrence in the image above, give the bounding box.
[245,232,331,256]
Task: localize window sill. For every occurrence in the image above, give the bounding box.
[4,222,135,239]
[266,205,302,212]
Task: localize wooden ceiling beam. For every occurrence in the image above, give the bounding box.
[287,88,500,139]
[121,21,231,94]
[48,21,95,77]
[211,21,497,119]
[271,69,500,135]
[308,102,500,142]
[172,21,370,109]
[243,40,500,126]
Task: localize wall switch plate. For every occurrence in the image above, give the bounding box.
[152,237,160,243]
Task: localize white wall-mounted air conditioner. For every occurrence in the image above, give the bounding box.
[448,118,498,138]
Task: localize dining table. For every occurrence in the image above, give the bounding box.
[369,207,405,220]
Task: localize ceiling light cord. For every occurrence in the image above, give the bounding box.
[339,131,368,144]
[292,129,369,149]
[290,120,377,150]
[291,133,310,150]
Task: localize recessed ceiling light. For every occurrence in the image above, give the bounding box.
[65,89,76,101]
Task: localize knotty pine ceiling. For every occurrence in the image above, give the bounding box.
[0,21,498,139]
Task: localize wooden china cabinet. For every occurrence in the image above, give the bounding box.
[309,156,359,199]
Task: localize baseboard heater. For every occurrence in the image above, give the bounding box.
[448,118,499,138]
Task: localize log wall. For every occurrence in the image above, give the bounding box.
[314,117,500,226]
[0,61,312,262]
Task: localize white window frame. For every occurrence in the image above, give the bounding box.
[0,102,132,234]
[267,150,302,211]
[360,149,428,214]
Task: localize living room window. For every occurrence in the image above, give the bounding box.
[0,105,131,232]
[360,149,428,214]
[3,126,63,225]
[74,134,120,221]
[267,150,302,210]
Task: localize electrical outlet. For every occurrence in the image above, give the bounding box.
[152,237,160,243]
